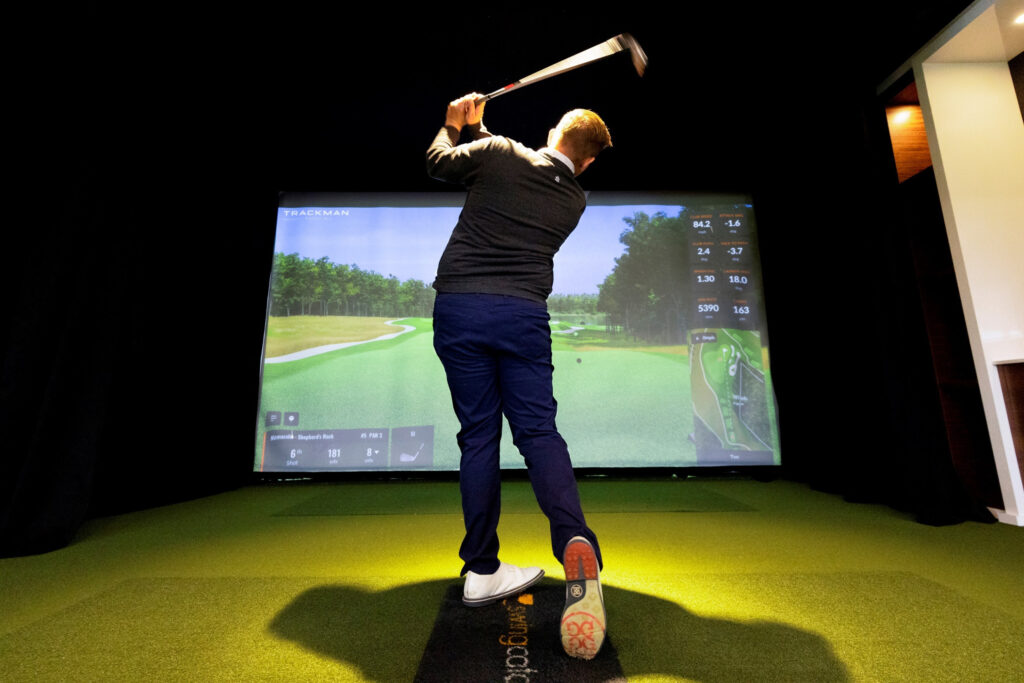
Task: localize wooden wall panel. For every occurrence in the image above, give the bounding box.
[996,363,1024,477]
[886,105,933,183]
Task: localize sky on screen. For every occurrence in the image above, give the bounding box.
[274,204,684,295]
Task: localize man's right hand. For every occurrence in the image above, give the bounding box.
[445,93,486,131]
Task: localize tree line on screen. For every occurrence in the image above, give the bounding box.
[270,253,435,318]
[271,210,693,342]
[597,212,690,345]
[548,294,599,316]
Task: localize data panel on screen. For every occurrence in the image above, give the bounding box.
[254,192,781,472]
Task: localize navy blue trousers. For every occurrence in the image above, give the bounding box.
[432,292,602,575]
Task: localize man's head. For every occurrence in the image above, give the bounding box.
[548,109,611,176]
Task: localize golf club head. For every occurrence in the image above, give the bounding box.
[617,33,648,77]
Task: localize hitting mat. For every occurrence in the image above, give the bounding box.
[414,579,624,682]
[273,479,754,517]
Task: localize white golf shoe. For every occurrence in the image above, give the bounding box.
[463,562,545,607]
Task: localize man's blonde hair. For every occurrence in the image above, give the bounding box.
[553,109,612,164]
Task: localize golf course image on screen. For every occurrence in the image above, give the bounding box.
[254,193,781,472]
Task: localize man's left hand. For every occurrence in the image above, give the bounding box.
[445,93,486,131]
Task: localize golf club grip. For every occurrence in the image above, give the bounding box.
[477,82,521,104]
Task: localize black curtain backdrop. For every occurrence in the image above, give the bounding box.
[2,3,988,557]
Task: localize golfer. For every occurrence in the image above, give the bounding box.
[427,93,610,660]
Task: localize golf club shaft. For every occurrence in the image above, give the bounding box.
[475,34,639,105]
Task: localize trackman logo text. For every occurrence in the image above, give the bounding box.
[282,209,350,217]
[500,596,537,681]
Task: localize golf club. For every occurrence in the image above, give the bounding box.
[475,33,647,104]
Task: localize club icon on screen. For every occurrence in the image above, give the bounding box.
[400,443,425,463]
[284,412,299,426]
[391,426,434,467]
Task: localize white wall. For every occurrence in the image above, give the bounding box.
[914,5,1024,523]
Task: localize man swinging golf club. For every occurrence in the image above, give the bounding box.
[427,93,610,660]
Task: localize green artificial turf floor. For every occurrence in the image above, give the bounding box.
[1,477,1022,681]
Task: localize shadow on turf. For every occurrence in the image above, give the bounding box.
[269,579,850,682]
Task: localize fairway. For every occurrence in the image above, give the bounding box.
[265,316,401,358]
[256,318,695,470]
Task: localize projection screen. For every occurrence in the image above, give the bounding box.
[254,192,780,473]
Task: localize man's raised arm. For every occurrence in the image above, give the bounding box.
[426,93,492,180]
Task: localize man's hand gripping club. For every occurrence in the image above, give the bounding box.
[445,93,486,133]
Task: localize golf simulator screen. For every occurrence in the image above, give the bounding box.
[254,192,781,473]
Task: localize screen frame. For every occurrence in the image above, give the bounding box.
[254,190,781,477]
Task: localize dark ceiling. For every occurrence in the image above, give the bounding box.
[40,3,975,199]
